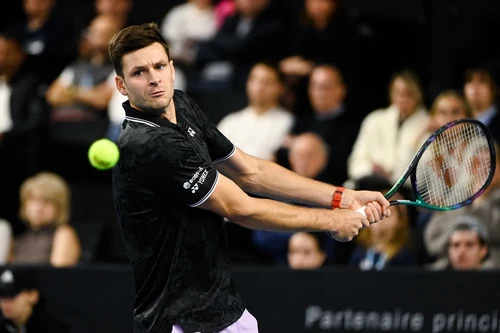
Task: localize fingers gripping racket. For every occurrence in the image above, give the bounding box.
[356,119,496,216]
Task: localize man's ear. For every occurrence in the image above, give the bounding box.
[115,76,128,96]
[170,60,176,84]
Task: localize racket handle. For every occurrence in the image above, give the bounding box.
[355,206,367,217]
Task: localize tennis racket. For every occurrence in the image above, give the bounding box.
[355,118,496,216]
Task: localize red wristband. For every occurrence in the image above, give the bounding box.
[331,187,344,209]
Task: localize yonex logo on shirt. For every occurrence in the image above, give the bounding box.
[188,127,196,137]
[198,170,209,185]
[184,167,205,190]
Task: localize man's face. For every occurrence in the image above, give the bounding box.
[116,42,176,113]
[305,0,336,23]
[448,231,487,270]
[288,232,326,270]
[0,291,37,322]
[236,0,270,17]
[23,0,54,19]
[95,0,131,18]
[288,136,327,179]
[246,64,282,109]
[464,76,494,112]
[433,96,468,128]
[84,16,120,54]
[24,192,58,228]
[390,78,418,119]
[0,37,24,75]
[308,68,346,114]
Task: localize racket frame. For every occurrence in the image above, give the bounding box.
[385,118,496,210]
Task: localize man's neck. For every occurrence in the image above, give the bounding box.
[27,14,51,32]
[160,102,177,124]
[252,104,276,115]
[314,103,343,118]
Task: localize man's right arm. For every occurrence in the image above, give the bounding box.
[198,173,370,242]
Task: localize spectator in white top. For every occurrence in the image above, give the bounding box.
[0,219,11,265]
[160,0,217,67]
[346,69,430,186]
[217,61,294,161]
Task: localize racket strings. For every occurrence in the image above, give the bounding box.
[416,122,492,207]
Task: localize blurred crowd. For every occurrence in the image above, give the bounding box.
[0,0,499,277]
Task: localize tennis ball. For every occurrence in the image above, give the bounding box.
[88,138,120,170]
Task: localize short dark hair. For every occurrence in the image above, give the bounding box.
[108,22,170,77]
[464,67,497,102]
[449,215,489,246]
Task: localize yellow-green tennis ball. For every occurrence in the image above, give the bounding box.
[88,139,120,170]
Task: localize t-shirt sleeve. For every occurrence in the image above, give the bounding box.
[147,132,220,207]
[184,92,235,163]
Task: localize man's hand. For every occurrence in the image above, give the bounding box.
[327,209,371,242]
[340,189,391,223]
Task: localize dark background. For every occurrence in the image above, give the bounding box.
[24,265,500,333]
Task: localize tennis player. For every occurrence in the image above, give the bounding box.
[109,22,391,333]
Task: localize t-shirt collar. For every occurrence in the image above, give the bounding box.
[122,91,181,129]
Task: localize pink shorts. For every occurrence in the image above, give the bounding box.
[172,309,258,333]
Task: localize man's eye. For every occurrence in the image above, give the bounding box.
[156,64,165,70]
[134,70,143,76]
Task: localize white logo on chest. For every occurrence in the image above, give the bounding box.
[188,127,196,137]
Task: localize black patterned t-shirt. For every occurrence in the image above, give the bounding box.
[112,90,245,333]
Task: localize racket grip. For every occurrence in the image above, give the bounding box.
[355,206,367,217]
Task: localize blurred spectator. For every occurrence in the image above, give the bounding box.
[0,267,69,333]
[463,67,500,143]
[251,132,330,265]
[349,196,416,270]
[10,172,81,267]
[214,0,236,29]
[278,64,358,186]
[0,31,48,229]
[94,0,133,29]
[413,90,472,156]
[217,61,294,160]
[252,133,341,265]
[426,90,472,133]
[193,0,285,92]
[160,0,217,68]
[279,0,354,110]
[6,0,76,85]
[0,220,11,265]
[424,143,500,268]
[288,132,329,181]
[428,216,491,271]
[288,232,327,269]
[44,15,120,183]
[346,70,430,186]
[348,174,417,270]
[411,90,473,255]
